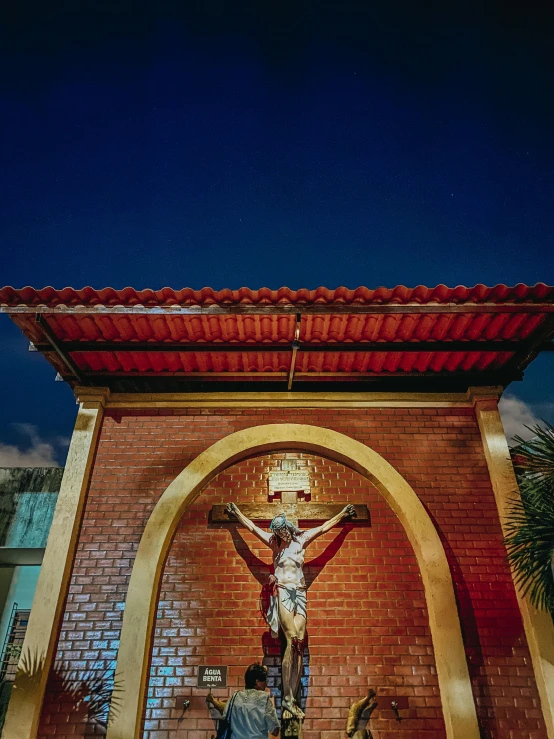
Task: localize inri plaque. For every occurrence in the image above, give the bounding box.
[268,469,310,497]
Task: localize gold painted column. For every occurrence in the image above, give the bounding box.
[3,387,109,739]
[473,388,554,739]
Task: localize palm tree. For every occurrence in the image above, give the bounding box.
[504,422,554,612]
[2,650,121,735]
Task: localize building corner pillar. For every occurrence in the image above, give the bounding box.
[2,387,110,739]
[471,387,554,739]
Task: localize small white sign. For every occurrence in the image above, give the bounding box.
[268,470,310,496]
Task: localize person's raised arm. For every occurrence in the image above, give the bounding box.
[301,504,356,547]
[226,502,272,546]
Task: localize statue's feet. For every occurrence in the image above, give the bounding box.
[282,696,305,720]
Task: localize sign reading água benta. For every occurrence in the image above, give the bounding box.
[197,665,228,689]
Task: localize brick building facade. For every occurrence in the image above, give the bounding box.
[37,406,544,738]
[2,284,554,739]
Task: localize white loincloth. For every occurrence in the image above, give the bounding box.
[265,584,307,638]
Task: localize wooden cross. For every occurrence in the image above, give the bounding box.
[210,460,370,526]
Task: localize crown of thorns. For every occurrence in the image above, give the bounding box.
[269,514,299,536]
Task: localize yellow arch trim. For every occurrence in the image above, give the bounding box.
[106,423,479,739]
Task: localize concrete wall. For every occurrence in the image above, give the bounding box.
[0,468,62,657]
[0,467,62,551]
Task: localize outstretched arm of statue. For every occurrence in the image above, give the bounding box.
[226,502,272,546]
[301,504,356,547]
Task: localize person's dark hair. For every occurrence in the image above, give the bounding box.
[244,662,268,689]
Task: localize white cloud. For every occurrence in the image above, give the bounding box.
[498,394,544,442]
[0,424,66,467]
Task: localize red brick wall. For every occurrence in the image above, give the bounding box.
[37,407,546,739]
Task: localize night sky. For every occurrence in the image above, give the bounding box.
[1,3,553,465]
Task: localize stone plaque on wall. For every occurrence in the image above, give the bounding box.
[267,459,310,497]
[268,469,311,497]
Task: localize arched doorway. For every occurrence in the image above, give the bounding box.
[106,423,479,739]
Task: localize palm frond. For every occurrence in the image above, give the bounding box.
[18,649,45,681]
[504,421,554,611]
[504,494,554,610]
[15,651,122,730]
[511,421,554,477]
[54,661,123,728]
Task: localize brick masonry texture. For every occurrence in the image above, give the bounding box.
[37,407,546,739]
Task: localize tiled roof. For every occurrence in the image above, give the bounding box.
[2,284,553,391]
[1,283,553,307]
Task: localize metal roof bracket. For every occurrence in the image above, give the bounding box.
[287,314,301,390]
[35,314,86,384]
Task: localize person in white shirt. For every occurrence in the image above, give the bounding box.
[223,663,280,739]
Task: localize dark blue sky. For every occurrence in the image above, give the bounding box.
[1,3,553,463]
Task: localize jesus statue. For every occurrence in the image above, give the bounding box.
[225,501,356,719]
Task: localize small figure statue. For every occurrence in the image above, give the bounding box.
[346,689,377,739]
[226,502,356,720]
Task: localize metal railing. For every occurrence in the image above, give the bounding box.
[0,603,30,682]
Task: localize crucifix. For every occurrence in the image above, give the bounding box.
[210,460,369,722]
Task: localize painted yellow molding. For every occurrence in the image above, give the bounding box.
[106,423,479,739]
[2,397,106,739]
[475,400,554,739]
[73,385,111,408]
[467,386,503,404]
[74,386,503,409]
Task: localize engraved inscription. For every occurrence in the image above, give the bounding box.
[268,469,311,497]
